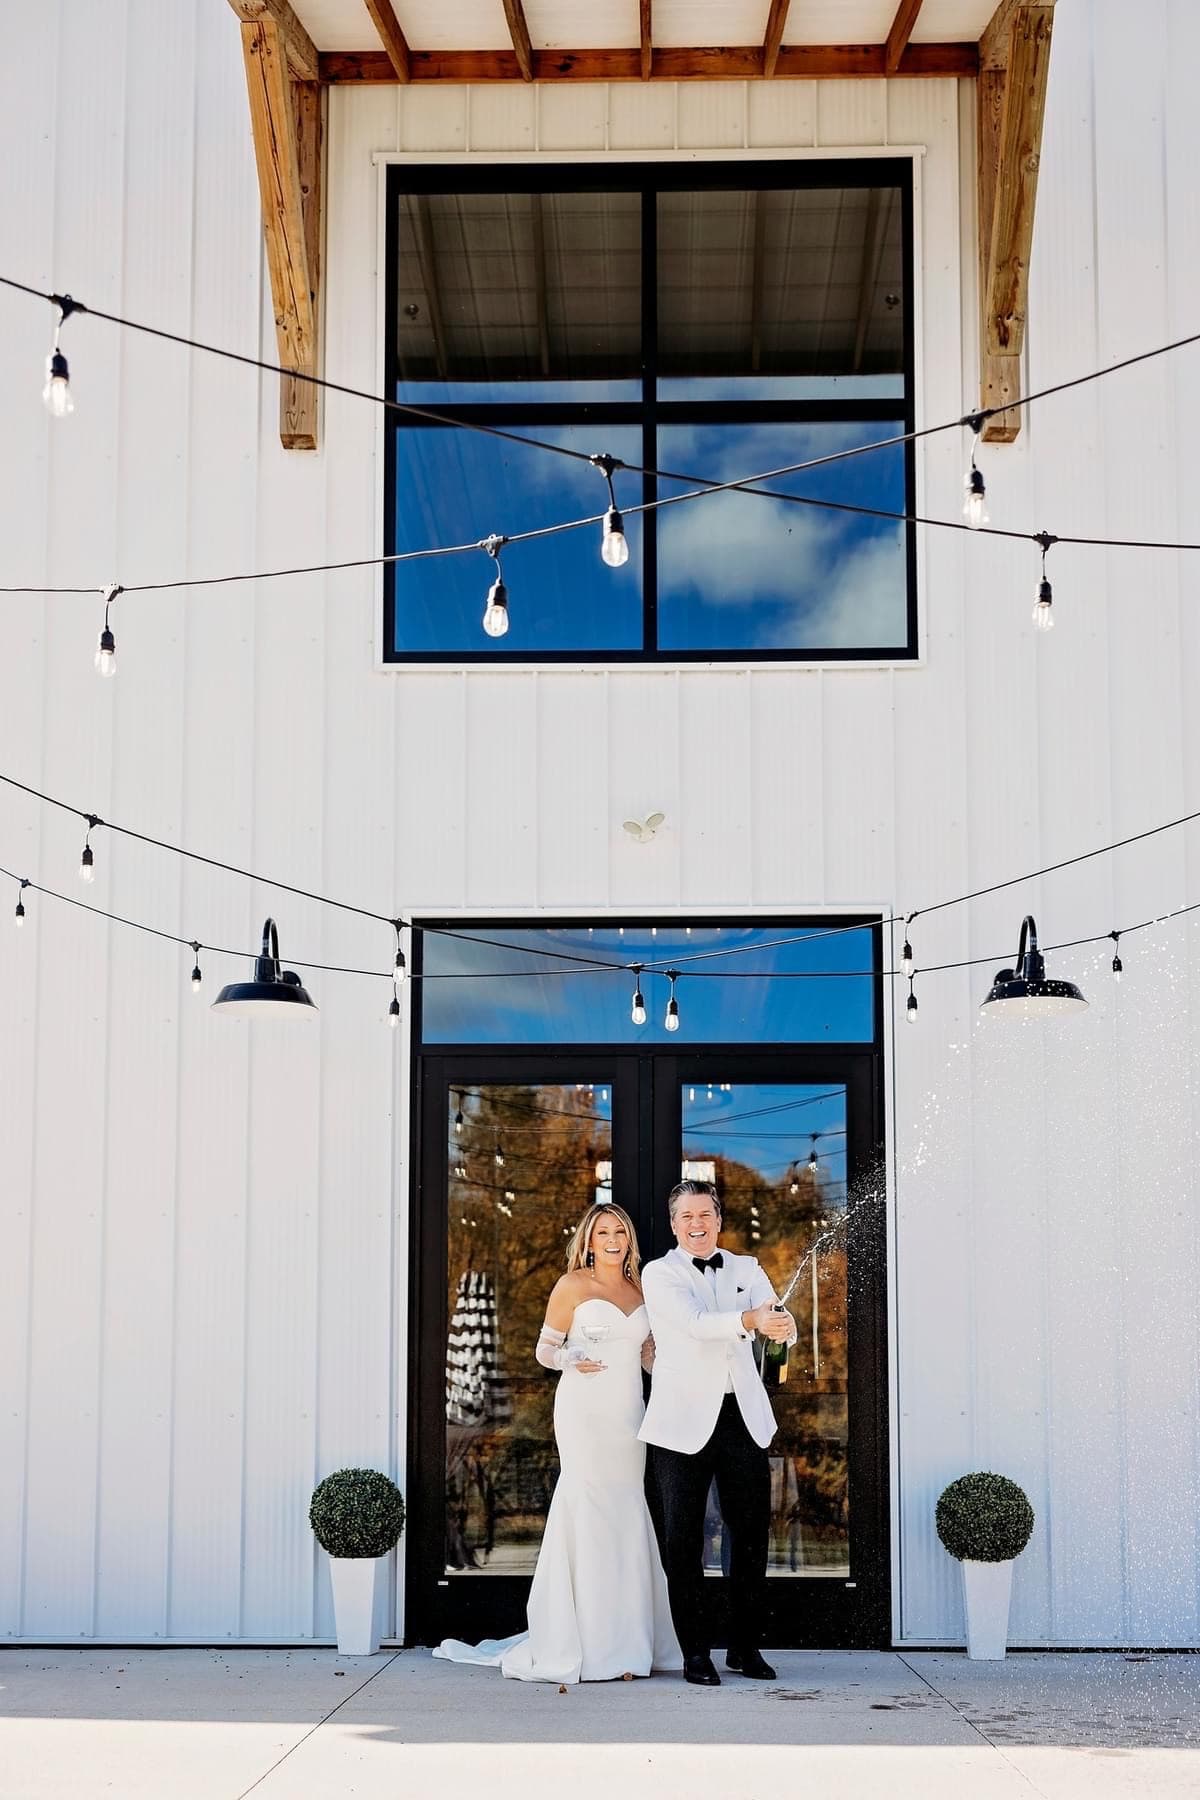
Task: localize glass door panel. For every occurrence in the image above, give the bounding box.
[680,1081,850,1580]
[444,1080,615,1577]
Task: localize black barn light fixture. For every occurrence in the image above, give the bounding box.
[980,914,1087,1019]
[211,916,317,1018]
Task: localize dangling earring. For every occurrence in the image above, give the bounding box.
[585,1250,594,1267]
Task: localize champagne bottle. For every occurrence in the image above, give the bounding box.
[762,1303,788,1386]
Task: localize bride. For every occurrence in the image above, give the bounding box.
[436,1203,682,1684]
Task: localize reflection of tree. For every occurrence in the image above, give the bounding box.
[444,1085,611,1571]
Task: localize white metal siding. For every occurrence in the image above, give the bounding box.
[1,0,1198,1646]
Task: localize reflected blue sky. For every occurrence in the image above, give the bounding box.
[683,1082,848,1197]
[419,924,876,1044]
[391,413,908,655]
[393,424,643,654]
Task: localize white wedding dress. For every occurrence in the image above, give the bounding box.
[435,1297,682,1683]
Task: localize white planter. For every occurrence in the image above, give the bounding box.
[328,1554,386,1655]
[960,1557,1014,1659]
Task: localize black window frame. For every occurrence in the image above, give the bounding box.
[383,160,918,665]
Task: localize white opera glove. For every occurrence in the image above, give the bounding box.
[535,1326,589,1372]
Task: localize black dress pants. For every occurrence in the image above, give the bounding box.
[651,1394,770,1658]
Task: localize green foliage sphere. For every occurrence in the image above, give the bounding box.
[935,1471,1034,1563]
[309,1468,406,1559]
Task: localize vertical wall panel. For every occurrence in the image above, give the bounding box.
[467,84,537,153]
[608,83,677,151]
[747,81,816,149]
[537,84,608,151]
[747,672,825,904]
[536,673,611,906]
[464,674,540,907]
[608,673,682,911]
[679,672,753,906]
[677,82,746,149]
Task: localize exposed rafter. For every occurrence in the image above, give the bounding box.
[319,43,979,82]
[977,0,1055,441]
[761,0,791,79]
[884,0,925,75]
[640,0,653,81]
[501,0,535,82]
[362,0,411,83]
[229,0,324,448]
[228,0,318,81]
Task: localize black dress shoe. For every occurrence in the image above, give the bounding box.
[725,1648,776,1680]
[683,1653,721,1686]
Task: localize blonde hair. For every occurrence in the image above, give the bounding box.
[564,1203,642,1284]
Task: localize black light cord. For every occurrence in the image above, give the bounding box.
[4,275,1200,596]
[5,767,1200,978]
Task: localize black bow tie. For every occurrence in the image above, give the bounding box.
[693,1252,723,1273]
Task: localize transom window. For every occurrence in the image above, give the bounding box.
[384,163,915,663]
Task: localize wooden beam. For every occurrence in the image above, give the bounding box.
[501,0,535,81]
[279,77,323,448]
[362,0,411,82]
[884,0,925,75]
[639,0,652,80]
[979,0,1025,69]
[227,0,318,81]
[319,42,979,82]
[762,0,791,79]
[240,18,320,446]
[977,2,1054,441]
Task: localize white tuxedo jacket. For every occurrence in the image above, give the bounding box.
[638,1246,796,1454]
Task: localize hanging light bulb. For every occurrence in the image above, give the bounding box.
[601,506,629,568]
[901,927,914,980]
[590,453,630,568]
[454,1096,465,1135]
[789,1165,799,1196]
[190,943,203,993]
[480,535,510,638]
[392,922,407,985]
[906,976,919,1024]
[14,879,28,926]
[388,994,401,1028]
[79,816,98,883]
[1111,931,1123,981]
[664,970,681,1032]
[42,295,82,418]
[494,1140,505,1168]
[630,965,646,1026]
[1033,532,1056,633]
[94,582,121,677]
[962,414,988,527]
[808,1137,819,1173]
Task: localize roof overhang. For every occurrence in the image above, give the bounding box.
[227,0,1054,449]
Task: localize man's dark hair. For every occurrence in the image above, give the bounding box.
[667,1178,722,1222]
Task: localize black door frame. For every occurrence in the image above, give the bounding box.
[405,923,890,1651]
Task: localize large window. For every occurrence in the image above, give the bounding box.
[384,164,915,662]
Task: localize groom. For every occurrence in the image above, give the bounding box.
[639,1178,797,1686]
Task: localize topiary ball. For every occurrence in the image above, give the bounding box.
[309,1468,406,1559]
[936,1471,1034,1563]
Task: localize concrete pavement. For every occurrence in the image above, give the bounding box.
[1,1648,1198,1799]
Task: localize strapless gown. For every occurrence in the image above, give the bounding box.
[435,1297,682,1683]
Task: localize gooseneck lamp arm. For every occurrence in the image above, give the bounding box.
[1015,914,1043,982]
[256,917,281,982]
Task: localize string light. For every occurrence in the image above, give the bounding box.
[42,293,82,418]
[591,453,630,569]
[94,582,120,677]
[630,965,646,1026]
[14,877,28,926]
[664,970,681,1032]
[906,975,919,1023]
[808,1136,819,1173]
[454,1095,465,1134]
[392,921,407,985]
[494,1140,505,1168]
[901,919,915,980]
[962,414,988,528]
[481,535,510,638]
[789,1164,799,1196]
[79,815,98,883]
[1111,930,1123,980]
[190,942,202,992]
[1033,531,1056,633]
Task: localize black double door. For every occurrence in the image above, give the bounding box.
[407,1048,888,1649]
